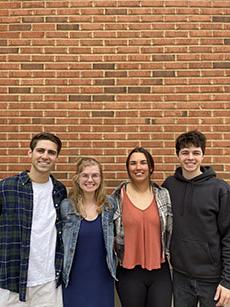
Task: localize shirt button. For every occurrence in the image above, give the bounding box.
[55,204,58,207]
[56,272,60,276]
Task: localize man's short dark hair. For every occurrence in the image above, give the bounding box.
[30,132,62,156]
[176,130,206,156]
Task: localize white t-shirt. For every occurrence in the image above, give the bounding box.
[27,177,57,287]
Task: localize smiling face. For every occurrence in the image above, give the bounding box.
[127,152,151,184]
[78,164,101,194]
[28,139,58,182]
[178,145,204,179]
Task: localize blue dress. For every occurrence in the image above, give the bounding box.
[63,215,114,307]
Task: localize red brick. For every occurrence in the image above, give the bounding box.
[1,1,230,187]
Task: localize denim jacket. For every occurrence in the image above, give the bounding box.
[110,181,172,264]
[60,197,117,287]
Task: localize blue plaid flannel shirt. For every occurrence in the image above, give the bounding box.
[0,171,67,302]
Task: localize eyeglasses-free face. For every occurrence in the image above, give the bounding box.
[28,140,58,182]
[178,146,204,179]
[128,152,151,184]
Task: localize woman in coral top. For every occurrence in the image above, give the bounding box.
[110,147,172,307]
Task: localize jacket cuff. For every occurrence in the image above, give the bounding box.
[220,279,230,290]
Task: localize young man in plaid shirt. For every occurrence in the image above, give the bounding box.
[0,132,67,306]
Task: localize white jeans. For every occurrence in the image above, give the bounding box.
[0,280,63,307]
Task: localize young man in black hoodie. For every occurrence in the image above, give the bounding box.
[163,130,230,307]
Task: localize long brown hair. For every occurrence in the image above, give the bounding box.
[69,157,108,216]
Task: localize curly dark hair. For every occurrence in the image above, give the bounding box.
[175,130,206,155]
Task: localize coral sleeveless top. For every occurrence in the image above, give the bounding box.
[122,188,164,270]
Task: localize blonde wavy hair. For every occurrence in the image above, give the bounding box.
[69,157,108,217]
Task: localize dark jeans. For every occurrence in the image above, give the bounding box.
[116,262,172,307]
[173,270,221,307]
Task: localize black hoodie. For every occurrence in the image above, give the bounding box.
[163,166,230,289]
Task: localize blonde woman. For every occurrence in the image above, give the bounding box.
[60,157,117,307]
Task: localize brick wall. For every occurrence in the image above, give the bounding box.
[1,0,230,191]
